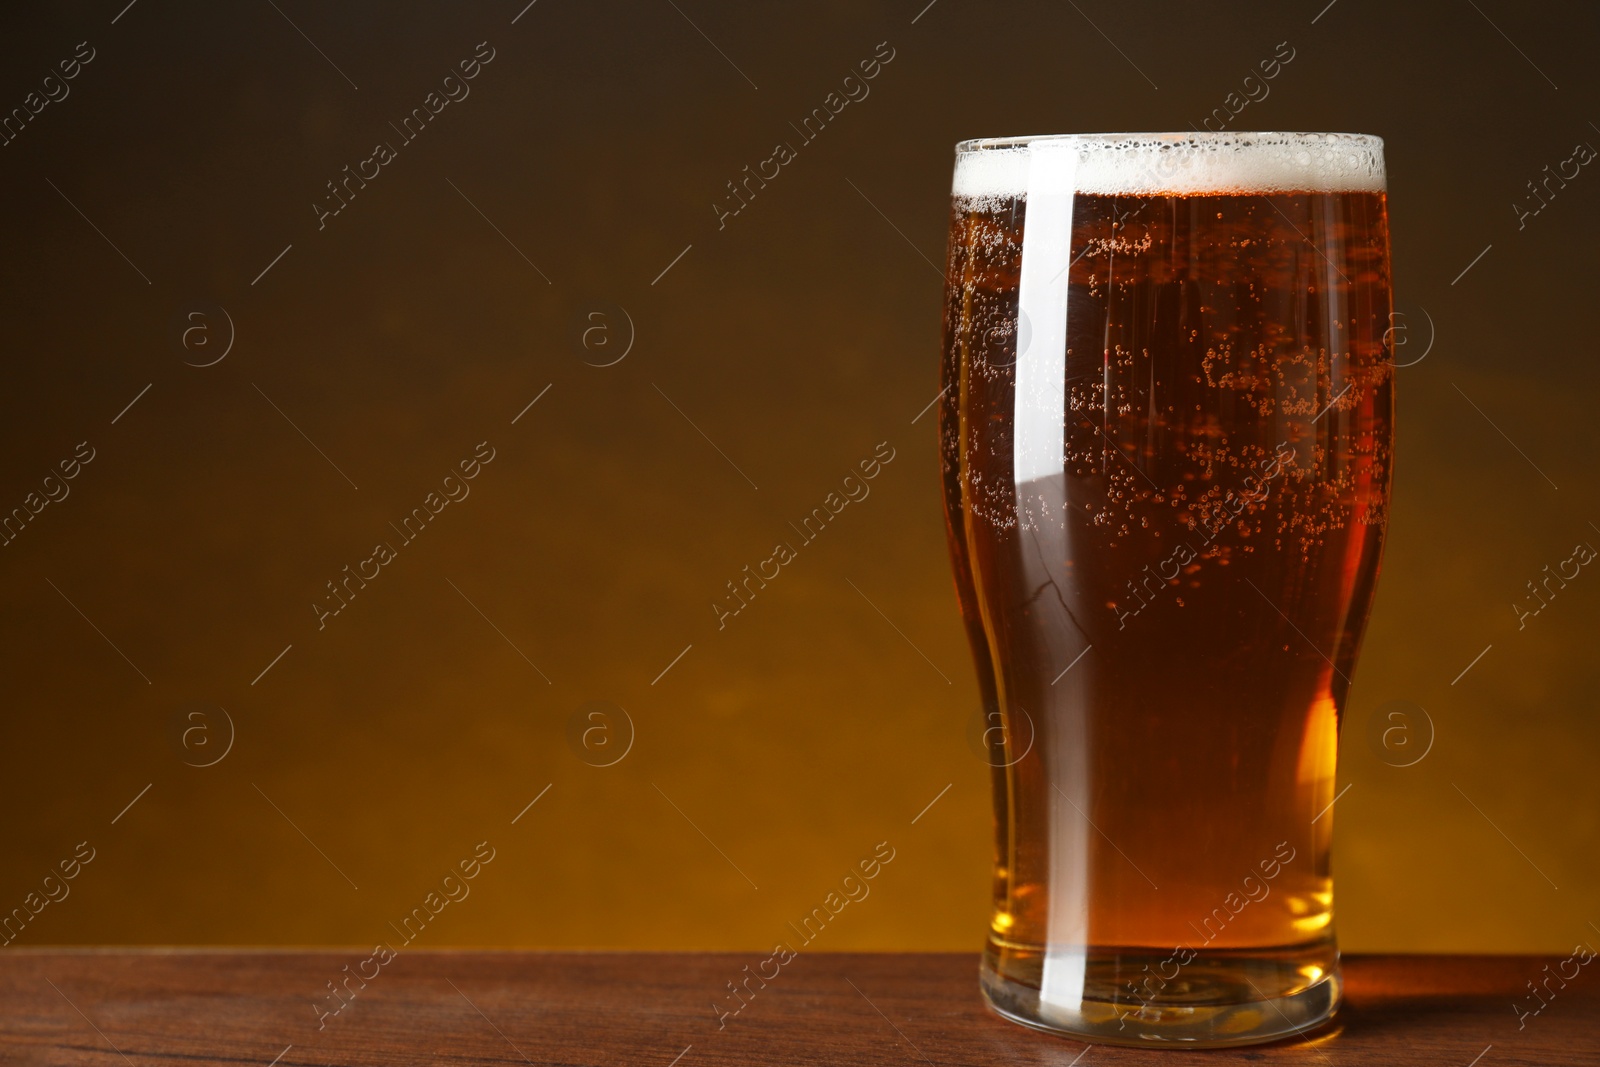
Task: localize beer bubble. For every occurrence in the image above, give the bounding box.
[965,705,1035,767]
[167,702,235,767]
[169,302,235,367]
[1364,699,1433,768]
[566,700,634,767]
[569,301,634,367]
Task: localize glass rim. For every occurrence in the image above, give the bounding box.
[955,131,1384,153]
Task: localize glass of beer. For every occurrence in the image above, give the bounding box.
[938,132,1392,1047]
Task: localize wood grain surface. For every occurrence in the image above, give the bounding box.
[1,951,1592,1065]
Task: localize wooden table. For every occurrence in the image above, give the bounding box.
[2,951,1592,1065]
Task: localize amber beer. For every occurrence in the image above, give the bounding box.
[938,133,1393,1047]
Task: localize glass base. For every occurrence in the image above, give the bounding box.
[980,942,1341,1049]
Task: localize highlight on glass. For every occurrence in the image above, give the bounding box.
[937,132,1394,1047]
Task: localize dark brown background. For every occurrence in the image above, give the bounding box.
[0,0,1595,953]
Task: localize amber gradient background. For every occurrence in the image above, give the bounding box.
[0,0,1595,953]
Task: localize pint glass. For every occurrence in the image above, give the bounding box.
[938,133,1393,1047]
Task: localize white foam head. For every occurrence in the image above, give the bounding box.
[952,132,1385,199]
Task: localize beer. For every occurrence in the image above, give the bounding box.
[938,134,1393,1047]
